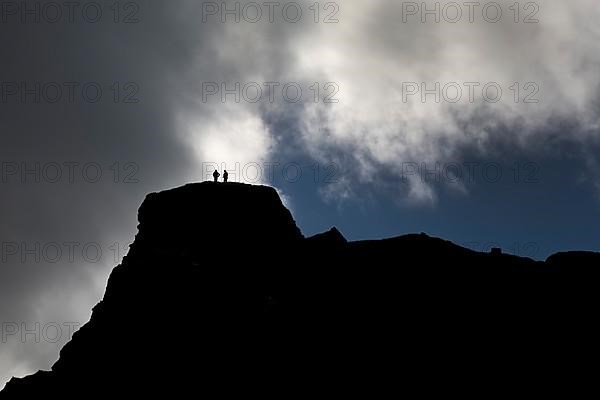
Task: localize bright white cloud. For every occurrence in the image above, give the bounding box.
[176,0,600,201]
[4,0,600,388]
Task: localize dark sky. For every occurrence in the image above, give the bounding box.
[1,0,599,388]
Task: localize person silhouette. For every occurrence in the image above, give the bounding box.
[212,169,220,182]
[223,170,228,183]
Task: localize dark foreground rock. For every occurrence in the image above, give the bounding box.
[3,182,598,397]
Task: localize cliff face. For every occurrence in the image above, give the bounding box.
[2,182,599,397]
[135,182,304,251]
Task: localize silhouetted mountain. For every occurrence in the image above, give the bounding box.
[306,227,347,245]
[3,182,599,397]
[546,251,600,268]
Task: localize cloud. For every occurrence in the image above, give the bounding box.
[2,0,600,387]
[284,0,600,199]
[167,0,600,201]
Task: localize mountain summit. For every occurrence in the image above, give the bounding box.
[3,182,599,397]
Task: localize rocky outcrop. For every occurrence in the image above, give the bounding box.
[3,182,598,397]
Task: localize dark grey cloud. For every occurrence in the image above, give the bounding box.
[0,0,321,385]
[0,0,200,384]
[2,0,600,387]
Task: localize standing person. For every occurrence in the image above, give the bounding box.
[223,170,229,183]
[212,169,220,182]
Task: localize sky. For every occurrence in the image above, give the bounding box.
[1,0,600,389]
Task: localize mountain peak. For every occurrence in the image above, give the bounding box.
[306,226,347,245]
[3,182,600,397]
[135,181,303,255]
